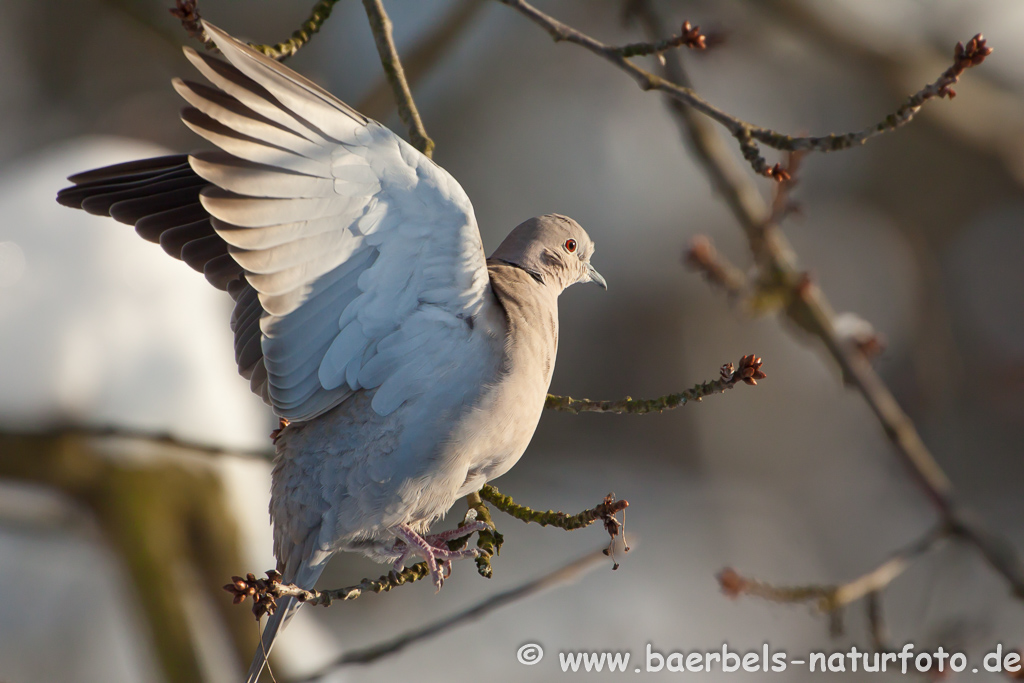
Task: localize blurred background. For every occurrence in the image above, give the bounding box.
[1,0,1023,681]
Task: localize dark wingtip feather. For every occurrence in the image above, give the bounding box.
[66,154,191,184]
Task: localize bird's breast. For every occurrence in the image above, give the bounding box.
[445,266,560,492]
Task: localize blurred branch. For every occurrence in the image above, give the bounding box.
[718,527,944,629]
[0,432,257,683]
[297,547,609,677]
[362,0,435,157]
[628,1,1024,599]
[684,235,748,299]
[613,20,708,57]
[496,0,992,180]
[171,0,342,60]
[0,425,271,460]
[357,0,484,120]
[545,355,764,414]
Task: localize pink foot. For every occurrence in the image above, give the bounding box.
[391,522,489,591]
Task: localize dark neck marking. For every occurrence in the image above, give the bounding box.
[491,258,545,286]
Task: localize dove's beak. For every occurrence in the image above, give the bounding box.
[585,262,608,290]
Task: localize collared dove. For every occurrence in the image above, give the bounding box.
[57,21,605,682]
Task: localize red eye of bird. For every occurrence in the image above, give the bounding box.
[564,238,577,253]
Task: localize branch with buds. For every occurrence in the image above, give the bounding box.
[224,491,629,617]
[613,20,708,57]
[545,355,765,415]
[717,527,945,642]
[497,0,993,181]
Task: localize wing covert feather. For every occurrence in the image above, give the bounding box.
[189,21,490,421]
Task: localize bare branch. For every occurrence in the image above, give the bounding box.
[496,0,992,180]
[362,0,435,157]
[462,491,504,578]
[717,527,945,614]
[480,487,627,531]
[613,20,708,57]
[684,236,748,299]
[248,0,342,61]
[357,0,484,120]
[0,424,272,460]
[298,547,609,676]
[630,0,1024,600]
[545,355,765,415]
[171,0,342,61]
[225,563,433,617]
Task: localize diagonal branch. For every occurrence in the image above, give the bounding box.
[361,0,435,157]
[545,354,764,414]
[628,1,1024,599]
[496,0,992,180]
[296,547,609,677]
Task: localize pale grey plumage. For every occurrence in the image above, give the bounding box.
[57,21,605,683]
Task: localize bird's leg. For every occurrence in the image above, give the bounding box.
[391,523,485,591]
[423,521,490,579]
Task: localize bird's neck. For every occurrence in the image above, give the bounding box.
[486,262,560,386]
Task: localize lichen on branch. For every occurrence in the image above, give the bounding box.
[545,355,765,415]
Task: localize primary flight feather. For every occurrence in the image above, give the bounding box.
[57,21,606,683]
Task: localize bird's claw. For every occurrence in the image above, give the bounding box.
[391,522,488,591]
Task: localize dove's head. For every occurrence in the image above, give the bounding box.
[491,214,607,293]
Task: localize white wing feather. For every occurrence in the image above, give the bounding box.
[187,22,490,421]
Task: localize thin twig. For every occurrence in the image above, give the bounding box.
[171,0,342,61]
[249,0,342,61]
[684,236,748,300]
[496,0,992,180]
[361,0,435,157]
[225,564,433,617]
[0,424,272,460]
[613,20,707,57]
[479,487,627,535]
[629,0,1024,599]
[462,491,504,578]
[866,591,890,651]
[545,355,764,414]
[297,547,609,677]
[717,527,945,613]
[356,0,484,120]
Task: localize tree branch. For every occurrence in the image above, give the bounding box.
[545,354,764,415]
[361,0,435,157]
[462,491,504,578]
[478,488,629,568]
[171,0,342,61]
[226,563,433,618]
[717,526,945,613]
[613,20,708,57]
[628,0,1024,599]
[296,547,609,677]
[496,0,992,180]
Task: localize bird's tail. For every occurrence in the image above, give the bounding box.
[245,554,328,683]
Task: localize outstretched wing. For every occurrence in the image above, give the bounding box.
[60,22,492,422]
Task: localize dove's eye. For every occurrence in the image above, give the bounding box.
[564,239,577,253]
